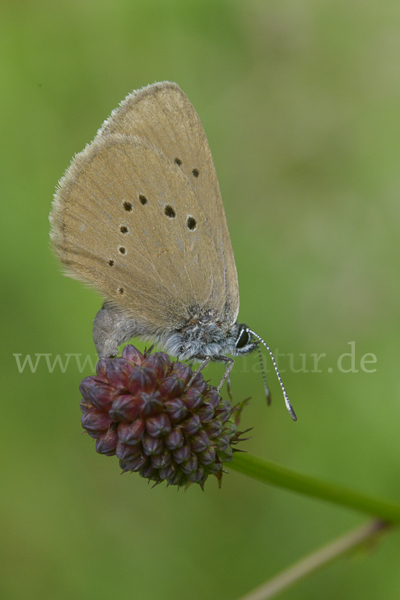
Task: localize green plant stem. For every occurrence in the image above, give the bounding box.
[230,453,400,523]
[236,519,390,600]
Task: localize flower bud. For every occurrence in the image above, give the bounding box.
[80,379,113,410]
[127,367,158,396]
[95,428,118,456]
[142,353,171,381]
[165,427,184,450]
[158,375,185,399]
[182,414,202,436]
[171,362,192,385]
[118,419,145,445]
[182,388,203,411]
[164,398,188,423]
[145,413,172,438]
[189,430,210,453]
[109,393,138,422]
[106,358,135,388]
[122,345,144,365]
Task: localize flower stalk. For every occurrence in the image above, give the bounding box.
[230,453,400,523]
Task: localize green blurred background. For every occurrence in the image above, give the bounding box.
[2,1,400,598]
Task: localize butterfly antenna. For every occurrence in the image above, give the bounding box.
[249,330,297,421]
[257,345,271,405]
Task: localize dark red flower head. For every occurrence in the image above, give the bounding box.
[80,345,248,488]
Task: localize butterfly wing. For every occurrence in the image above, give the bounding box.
[50,83,239,334]
[100,82,239,323]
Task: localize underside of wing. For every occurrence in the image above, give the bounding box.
[98,82,239,323]
[50,135,228,333]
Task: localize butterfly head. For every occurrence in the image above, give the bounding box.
[232,323,258,356]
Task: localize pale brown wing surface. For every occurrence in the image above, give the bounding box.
[98,82,239,323]
[50,134,228,332]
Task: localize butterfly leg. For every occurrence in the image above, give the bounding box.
[216,356,235,394]
[184,356,211,391]
[226,373,233,401]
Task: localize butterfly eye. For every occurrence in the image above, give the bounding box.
[236,327,250,349]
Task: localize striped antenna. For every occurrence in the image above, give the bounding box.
[249,330,297,421]
[256,345,271,406]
